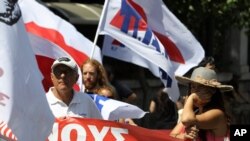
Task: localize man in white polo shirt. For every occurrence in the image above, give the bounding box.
[46,57,102,119]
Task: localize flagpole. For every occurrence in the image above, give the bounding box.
[90,0,109,59]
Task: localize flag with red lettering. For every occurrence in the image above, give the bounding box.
[18,0,102,91]
[0,1,54,140]
[48,117,179,141]
[101,0,204,101]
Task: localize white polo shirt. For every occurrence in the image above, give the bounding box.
[46,87,102,119]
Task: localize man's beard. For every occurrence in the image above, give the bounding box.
[0,4,21,25]
[84,80,98,92]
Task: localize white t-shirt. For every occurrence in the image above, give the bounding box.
[46,87,102,119]
[177,109,183,123]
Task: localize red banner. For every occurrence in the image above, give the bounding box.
[47,117,180,141]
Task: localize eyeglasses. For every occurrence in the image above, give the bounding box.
[57,57,70,62]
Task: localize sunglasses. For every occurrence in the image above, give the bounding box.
[53,66,75,76]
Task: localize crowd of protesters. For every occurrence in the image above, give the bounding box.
[0,54,235,141]
[37,56,234,141]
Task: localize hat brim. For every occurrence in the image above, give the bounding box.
[175,76,233,92]
[51,63,77,72]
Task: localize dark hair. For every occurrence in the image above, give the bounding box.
[203,89,225,111]
[148,89,178,129]
[154,89,178,120]
[198,56,215,67]
[103,64,114,81]
[197,89,229,141]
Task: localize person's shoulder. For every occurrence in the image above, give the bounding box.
[74,91,89,98]
[46,87,59,104]
[113,80,128,88]
[74,91,94,101]
[46,87,54,98]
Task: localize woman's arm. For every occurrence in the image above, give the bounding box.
[181,94,197,127]
[149,100,156,113]
[181,94,226,134]
[195,109,225,130]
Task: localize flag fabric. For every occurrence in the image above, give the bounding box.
[0,121,17,141]
[88,94,147,120]
[18,0,102,91]
[0,2,54,140]
[101,0,204,101]
[48,117,179,141]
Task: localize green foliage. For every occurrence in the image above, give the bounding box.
[164,0,250,34]
[163,0,250,68]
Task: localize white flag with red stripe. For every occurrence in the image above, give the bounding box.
[18,0,102,91]
[0,1,54,140]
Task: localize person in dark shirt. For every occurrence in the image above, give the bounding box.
[146,88,178,129]
[104,64,137,104]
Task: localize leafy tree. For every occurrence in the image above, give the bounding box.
[163,0,250,68]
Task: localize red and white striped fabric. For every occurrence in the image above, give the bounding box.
[19,0,102,91]
[0,121,17,141]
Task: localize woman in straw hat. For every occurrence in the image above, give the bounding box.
[170,67,232,141]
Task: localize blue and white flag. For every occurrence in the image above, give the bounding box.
[100,0,204,102]
[99,0,177,101]
[88,94,147,120]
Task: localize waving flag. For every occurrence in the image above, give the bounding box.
[0,1,54,140]
[0,121,17,141]
[103,0,204,75]
[100,0,204,101]
[88,94,147,120]
[18,0,102,91]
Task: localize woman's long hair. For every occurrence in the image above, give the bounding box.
[187,86,229,141]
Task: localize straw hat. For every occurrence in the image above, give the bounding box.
[176,67,233,92]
